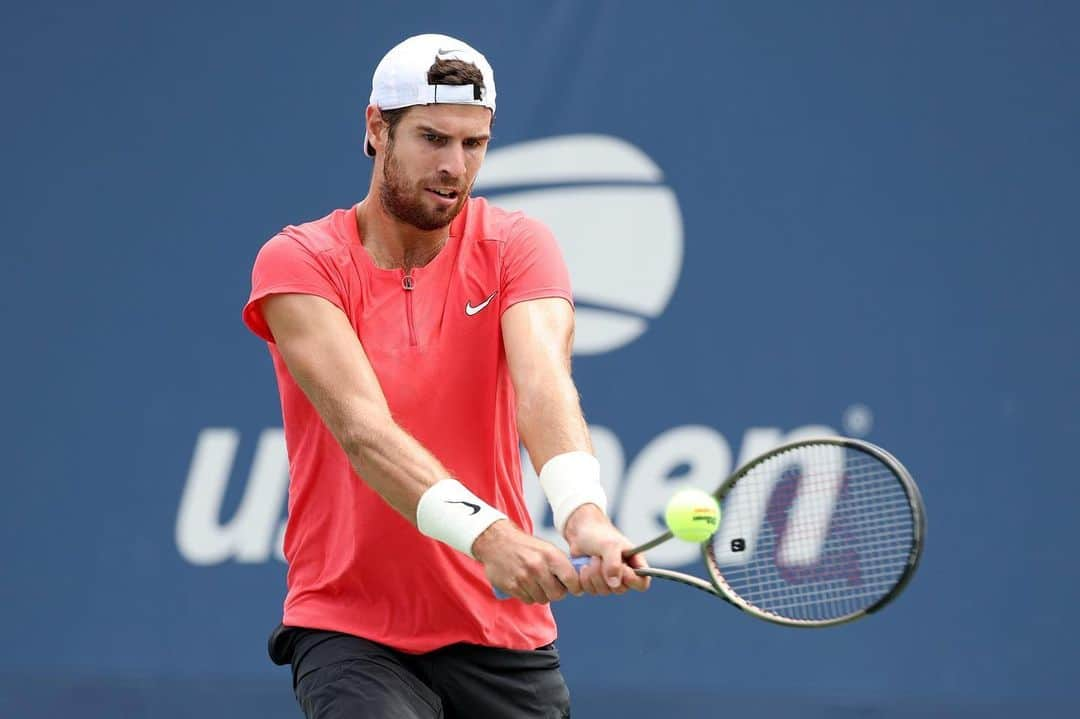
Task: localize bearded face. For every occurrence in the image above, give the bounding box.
[373,104,491,231]
[378,138,470,231]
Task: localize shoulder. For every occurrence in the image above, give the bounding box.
[250,208,357,292]
[268,207,356,261]
[458,196,551,247]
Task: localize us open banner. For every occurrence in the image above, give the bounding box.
[3,2,1077,717]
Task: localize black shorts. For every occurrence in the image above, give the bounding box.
[268,624,571,719]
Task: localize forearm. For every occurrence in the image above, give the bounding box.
[264,292,506,558]
[515,373,609,536]
[502,297,608,536]
[263,298,448,522]
[334,403,449,523]
[321,395,507,557]
[516,370,592,473]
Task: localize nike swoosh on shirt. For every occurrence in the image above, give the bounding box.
[465,291,497,316]
[445,500,481,515]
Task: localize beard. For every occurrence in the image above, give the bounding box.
[378,143,469,231]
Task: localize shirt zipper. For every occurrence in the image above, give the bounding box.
[402,271,417,346]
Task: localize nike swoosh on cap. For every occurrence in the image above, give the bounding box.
[465,291,497,316]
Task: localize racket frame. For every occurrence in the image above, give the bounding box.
[631,436,926,627]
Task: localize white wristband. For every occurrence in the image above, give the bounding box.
[539,451,607,535]
[416,479,507,559]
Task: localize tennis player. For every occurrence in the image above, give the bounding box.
[242,33,649,718]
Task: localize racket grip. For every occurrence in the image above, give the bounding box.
[493,555,592,599]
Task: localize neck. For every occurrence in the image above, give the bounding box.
[355,197,450,271]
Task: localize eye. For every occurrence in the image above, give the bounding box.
[424,133,445,144]
[464,138,485,148]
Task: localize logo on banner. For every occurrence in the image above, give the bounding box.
[475,134,684,354]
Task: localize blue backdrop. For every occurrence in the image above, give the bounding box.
[3,1,1077,717]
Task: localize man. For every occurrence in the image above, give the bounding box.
[243,33,649,718]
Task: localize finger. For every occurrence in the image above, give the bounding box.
[535,569,568,603]
[513,579,540,604]
[588,557,612,595]
[626,550,650,570]
[552,558,583,597]
[600,545,623,589]
[587,573,611,596]
[622,563,650,592]
[581,559,611,596]
[624,552,652,591]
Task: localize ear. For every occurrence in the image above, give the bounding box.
[366,105,386,155]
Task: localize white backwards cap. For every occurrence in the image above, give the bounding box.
[364,33,496,157]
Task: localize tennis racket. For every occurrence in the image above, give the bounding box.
[573,436,926,627]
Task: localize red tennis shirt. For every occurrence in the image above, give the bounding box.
[243,198,573,653]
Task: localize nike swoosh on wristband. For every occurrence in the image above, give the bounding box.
[465,291,497,316]
[445,500,481,515]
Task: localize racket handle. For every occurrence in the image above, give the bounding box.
[493,555,593,600]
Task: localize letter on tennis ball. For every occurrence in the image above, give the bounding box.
[664,489,721,543]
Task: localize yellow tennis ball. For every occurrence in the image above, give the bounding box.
[664,489,721,543]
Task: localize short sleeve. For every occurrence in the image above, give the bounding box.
[500,216,574,312]
[242,233,347,342]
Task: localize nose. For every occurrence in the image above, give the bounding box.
[436,143,467,180]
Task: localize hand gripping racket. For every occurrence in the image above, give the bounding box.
[572,436,926,627]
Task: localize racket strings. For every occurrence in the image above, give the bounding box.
[707,444,916,623]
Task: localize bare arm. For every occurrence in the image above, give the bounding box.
[260,293,447,522]
[501,297,649,594]
[501,297,591,470]
[261,292,581,602]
